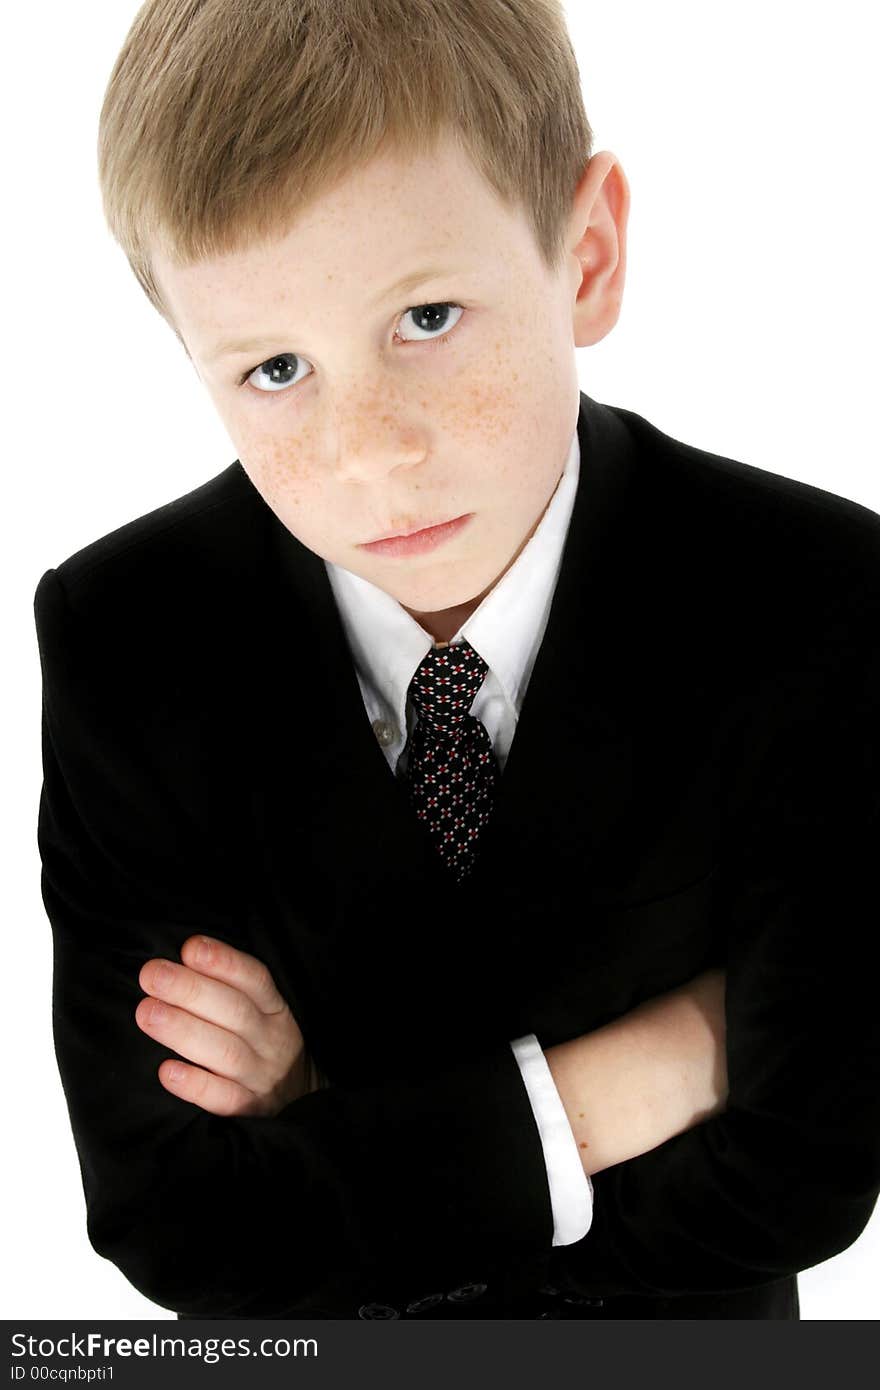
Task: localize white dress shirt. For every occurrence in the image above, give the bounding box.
[324,424,592,1247]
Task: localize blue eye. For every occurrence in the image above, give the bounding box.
[398,302,465,341]
[240,301,465,394]
[240,353,306,393]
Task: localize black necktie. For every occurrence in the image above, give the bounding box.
[403,639,500,883]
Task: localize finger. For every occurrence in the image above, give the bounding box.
[135,995,264,1092]
[178,936,288,1015]
[157,1059,267,1118]
[138,957,266,1050]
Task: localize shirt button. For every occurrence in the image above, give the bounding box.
[357,1302,399,1319]
[372,719,397,747]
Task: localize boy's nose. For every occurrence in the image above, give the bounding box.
[331,423,427,483]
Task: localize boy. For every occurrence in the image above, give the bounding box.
[34,0,879,1321]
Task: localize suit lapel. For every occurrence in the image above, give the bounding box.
[465,391,638,897]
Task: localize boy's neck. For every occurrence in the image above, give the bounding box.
[400,595,484,647]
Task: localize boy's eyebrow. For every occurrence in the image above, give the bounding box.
[205,264,460,362]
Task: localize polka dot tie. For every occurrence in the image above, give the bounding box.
[404,639,500,883]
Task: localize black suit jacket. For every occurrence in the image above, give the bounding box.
[34,391,880,1320]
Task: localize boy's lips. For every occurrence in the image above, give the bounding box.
[363,513,466,543]
[358,513,473,557]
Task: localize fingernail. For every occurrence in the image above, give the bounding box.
[193,937,213,966]
[153,961,174,990]
[166,1063,185,1084]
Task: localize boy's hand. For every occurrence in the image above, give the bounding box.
[136,936,310,1118]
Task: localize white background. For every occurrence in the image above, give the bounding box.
[3,0,877,1319]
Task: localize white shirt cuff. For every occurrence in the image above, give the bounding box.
[509,1033,593,1246]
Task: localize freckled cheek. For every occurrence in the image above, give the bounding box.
[430,340,541,454]
[234,423,326,513]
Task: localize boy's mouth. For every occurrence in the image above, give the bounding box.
[358,513,473,558]
[364,513,465,543]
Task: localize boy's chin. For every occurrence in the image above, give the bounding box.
[394,575,501,632]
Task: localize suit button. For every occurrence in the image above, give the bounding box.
[357,1303,399,1320]
[538,1284,560,1296]
[537,1309,561,1318]
[405,1293,445,1314]
[446,1282,488,1303]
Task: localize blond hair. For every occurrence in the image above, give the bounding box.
[98,0,593,328]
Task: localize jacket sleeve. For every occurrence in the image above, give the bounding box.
[548,640,880,1299]
[34,566,554,1318]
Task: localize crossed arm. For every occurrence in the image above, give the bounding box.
[136,933,728,1177]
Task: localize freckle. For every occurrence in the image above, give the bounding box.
[579,1141,589,1149]
[578,1112,584,1117]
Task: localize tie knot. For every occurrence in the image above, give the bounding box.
[408,639,489,737]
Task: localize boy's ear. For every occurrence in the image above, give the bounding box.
[566,150,630,347]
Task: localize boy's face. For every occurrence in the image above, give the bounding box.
[151,134,626,636]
